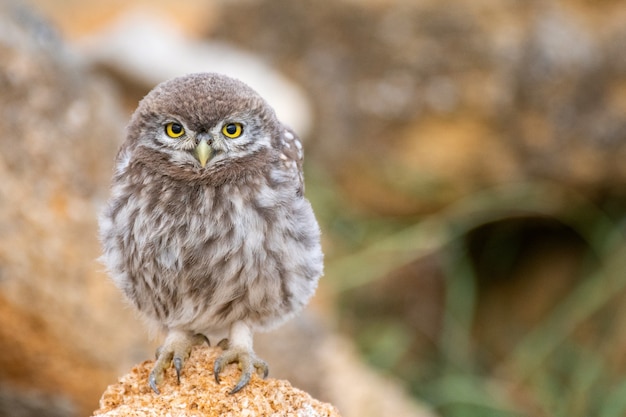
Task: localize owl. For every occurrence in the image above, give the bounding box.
[98,73,323,394]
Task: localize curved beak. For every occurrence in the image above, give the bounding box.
[194,139,213,168]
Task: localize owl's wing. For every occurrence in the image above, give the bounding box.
[112,140,134,176]
[278,127,305,196]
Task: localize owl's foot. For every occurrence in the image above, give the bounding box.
[213,339,269,394]
[149,331,208,394]
[213,322,268,394]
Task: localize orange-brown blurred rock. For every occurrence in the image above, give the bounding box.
[29,0,215,39]
[210,0,626,215]
[92,346,341,417]
[0,294,110,416]
[0,1,151,415]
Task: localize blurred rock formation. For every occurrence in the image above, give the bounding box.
[210,0,626,215]
[78,9,313,137]
[0,1,148,415]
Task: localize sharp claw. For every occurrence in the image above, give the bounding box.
[214,358,223,384]
[149,372,161,395]
[259,362,269,379]
[148,331,203,393]
[173,356,183,384]
[198,334,211,347]
[217,338,229,350]
[213,348,268,394]
[230,372,251,395]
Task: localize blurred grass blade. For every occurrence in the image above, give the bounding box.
[599,379,626,417]
[502,243,626,380]
[327,181,613,293]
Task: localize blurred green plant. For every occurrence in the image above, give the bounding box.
[314,177,626,417]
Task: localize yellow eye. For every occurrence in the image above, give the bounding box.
[221,122,243,138]
[165,122,185,138]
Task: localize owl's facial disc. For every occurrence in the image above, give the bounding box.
[194,139,213,167]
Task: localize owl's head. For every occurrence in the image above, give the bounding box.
[124,73,281,177]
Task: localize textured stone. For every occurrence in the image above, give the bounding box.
[0,2,149,415]
[92,346,341,417]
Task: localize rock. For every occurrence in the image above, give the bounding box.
[0,382,75,417]
[92,346,341,417]
[27,0,214,40]
[77,8,313,136]
[210,0,626,214]
[0,1,151,415]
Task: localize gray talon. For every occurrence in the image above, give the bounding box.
[197,334,211,346]
[259,361,269,379]
[148,331,207,393]
[217,338,229,350]
[230,372,251,395]
[149,371,161,395]
[213,347,269,394]
[213,358,224,384]
[173,356,183,384]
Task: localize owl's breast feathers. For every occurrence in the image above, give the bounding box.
[100,151,323,333]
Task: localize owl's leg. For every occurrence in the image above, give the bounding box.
[213,321,269,394]
[149,330,208,394]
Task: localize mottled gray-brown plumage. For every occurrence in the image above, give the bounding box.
[98,73,323,394]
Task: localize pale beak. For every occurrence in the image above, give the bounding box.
[194,139,213,167]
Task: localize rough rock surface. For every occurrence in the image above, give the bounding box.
[0,1,149,415]
[211,0,626,215]
[92,346,340,417]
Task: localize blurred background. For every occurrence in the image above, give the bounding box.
[1,0,626,416]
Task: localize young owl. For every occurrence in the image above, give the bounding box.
[99,73,323,394]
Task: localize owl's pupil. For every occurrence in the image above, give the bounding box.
[225,124,237,135]
[170,124,182,134]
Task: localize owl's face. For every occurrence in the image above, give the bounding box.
[125,73,280,174]
[153,111,268,169]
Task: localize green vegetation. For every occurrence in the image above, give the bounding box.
[313,175,626,417]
